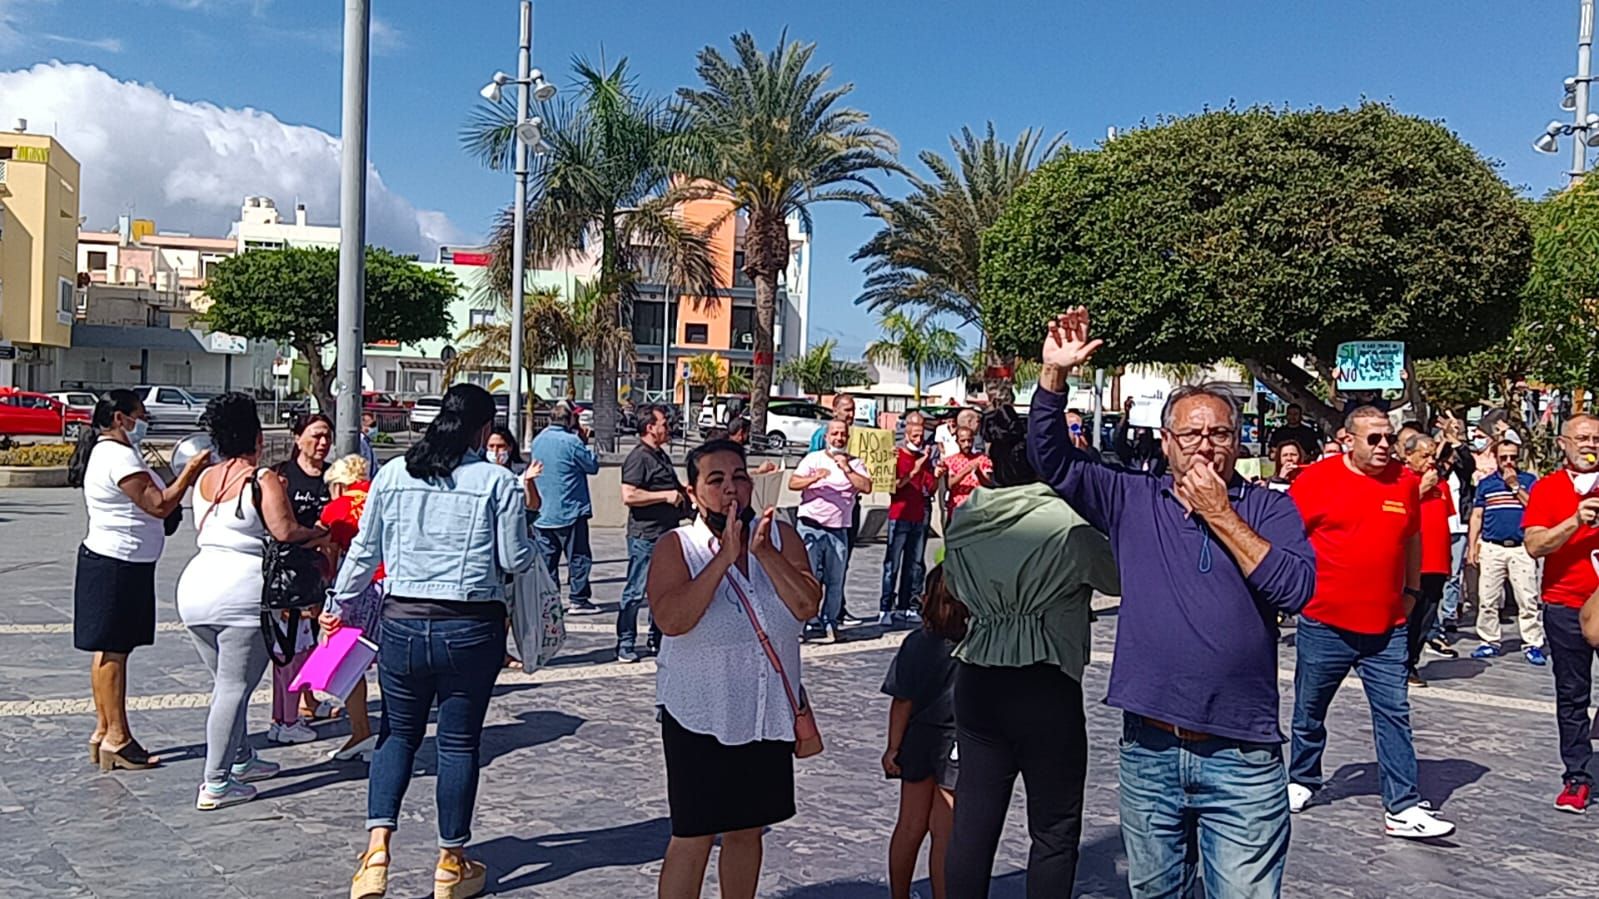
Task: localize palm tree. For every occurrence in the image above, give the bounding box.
[777,338,869,396]
[463,56,721,449]
[443,283,630,400]
[685,352,750,396]
[853,123,1063,403]
[864,311,970,403]
[678,31,900,437]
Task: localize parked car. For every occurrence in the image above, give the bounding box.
[130,385,206,429]
[51,391,99,416]
[362,391,410,432]
[756,399,834,452]
[408,395,442,432]
[0,388,90,440]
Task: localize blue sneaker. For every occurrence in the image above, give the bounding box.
[1472,643,1501,659]
[229,753,280,783]
[1525,646,1549,666]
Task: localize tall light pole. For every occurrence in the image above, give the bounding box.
[481,1,554,441]
[1535,0,1599,182]
[335,0,370,457]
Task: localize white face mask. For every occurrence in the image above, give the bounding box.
[1573,471,1599,495]
[127,419,149,447]
[490,448,510,466]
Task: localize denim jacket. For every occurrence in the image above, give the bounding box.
[530,426,599,528]
[330,452,537,610]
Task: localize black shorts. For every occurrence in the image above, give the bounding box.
[661,708,795,838]
[73,545,157,654]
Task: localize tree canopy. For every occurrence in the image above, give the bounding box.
[202,246,456,418]
[981,103,1532,426]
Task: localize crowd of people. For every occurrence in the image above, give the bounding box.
[62,308,1599,898]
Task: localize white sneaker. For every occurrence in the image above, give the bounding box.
[878,612,895,627]
[1287,783,1314,814]
[195,778,256,811]
[268,720,318,744]
[1384,803,1456,839]
[903,609,923,625]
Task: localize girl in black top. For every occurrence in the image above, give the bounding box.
[882,565,966,899]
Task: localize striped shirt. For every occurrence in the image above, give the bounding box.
[1473,471,1536,543]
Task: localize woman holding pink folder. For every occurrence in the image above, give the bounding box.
[176,393,328,811]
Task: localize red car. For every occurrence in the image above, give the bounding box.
[362,391,410,432]
[0,388,91,439]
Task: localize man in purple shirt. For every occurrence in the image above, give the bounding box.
[1030,307,1316,899]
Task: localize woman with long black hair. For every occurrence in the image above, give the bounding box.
[68,388,210,771]
[329,384,538,899]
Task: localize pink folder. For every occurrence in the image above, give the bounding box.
[289,628,377,701]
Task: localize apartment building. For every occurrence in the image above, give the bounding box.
[0,128,79,389]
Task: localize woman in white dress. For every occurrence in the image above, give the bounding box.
[176,393,327,810]
[648,439,821,899]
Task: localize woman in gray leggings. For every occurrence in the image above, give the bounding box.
[176,394,328,810]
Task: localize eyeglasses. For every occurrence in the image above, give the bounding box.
[1496,455,1519,463]
[1169,428,1236,450]
[1364,433,1398,447]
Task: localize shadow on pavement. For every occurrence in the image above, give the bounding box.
[1324,757,1490,808]
[772,872,1031,898]
[477,816,671,891]
[1414,657,1490,682]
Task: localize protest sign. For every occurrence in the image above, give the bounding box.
[848,427,898,494]
[1335,341,1405,391]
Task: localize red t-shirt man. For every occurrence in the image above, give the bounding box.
[889,444,937,523]
[1290,457,1421,633]
[1523,470,1599,610]
[1419,480,1456,576]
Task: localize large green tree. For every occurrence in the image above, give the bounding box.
[202,246,456,420]
[981,103,1532,429]
[464,57,720,449]
[854,122,1063,403]
[678,31,900,437]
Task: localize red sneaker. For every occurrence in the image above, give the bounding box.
[1555,781,1590,814]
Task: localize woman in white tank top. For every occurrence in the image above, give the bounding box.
[175,394,326,811]
[647,439,821,899]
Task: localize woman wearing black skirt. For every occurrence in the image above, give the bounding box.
[67,389,209,771]
[648,440,821,899]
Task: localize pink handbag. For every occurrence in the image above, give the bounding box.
[288,627,377,701]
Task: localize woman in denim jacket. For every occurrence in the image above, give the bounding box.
[328,383,538,899]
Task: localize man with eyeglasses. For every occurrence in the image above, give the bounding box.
[1030,308,1315,898]
[1524,414,1599,814]
[1466,438,1546,665]
[1286,406,1456,839]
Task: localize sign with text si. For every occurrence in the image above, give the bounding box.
[1335,341,1405,392]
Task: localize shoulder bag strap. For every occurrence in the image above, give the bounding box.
[718,560,806,721]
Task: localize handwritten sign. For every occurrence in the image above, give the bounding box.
[847,427,897,494]
[1335,341,1405,391]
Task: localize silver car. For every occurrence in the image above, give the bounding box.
[133,385,206,429]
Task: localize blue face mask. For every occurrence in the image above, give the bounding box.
[128,419,149,447]
[1471,436,1488,452]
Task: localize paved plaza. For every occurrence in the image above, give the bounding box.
[2,487,1598,897]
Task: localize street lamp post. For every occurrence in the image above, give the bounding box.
[1535,0,1599,182]
[481,1,555,442]
[335,0,370,457]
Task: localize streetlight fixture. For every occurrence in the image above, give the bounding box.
[480,1,555,440]
[1535,0,1597,180]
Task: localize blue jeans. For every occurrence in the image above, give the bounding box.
[536,519,593,604]
[367,617,502,847]
[880,519,927,613]
[1118,713,1289,898]
[1436,532,1467,628]
[798,521,849,628]
[617,535,661,653]
[1290,618,1422,813]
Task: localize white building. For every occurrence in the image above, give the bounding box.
[236,196,340,251]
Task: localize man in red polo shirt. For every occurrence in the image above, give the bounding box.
[1287,406,1455,839]
[1524,414,1599,814]
[879,410,937,626]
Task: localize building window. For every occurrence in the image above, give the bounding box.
[57,278,74,324]
[86,251,108,271]
[731,307,755,351]
[468,308,495,329]
[733,250,752,288]
[384,369,397,391]
[632,299,666,348]
[243,239,284,251]
[684,322,709,345]
[467,372,494,388]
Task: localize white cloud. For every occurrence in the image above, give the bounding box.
[38,33,123,52]
[0,61,470,254]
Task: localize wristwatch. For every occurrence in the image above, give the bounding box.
[1403,587,1423,600]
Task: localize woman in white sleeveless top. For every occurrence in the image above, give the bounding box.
[176,393,326,810]
[649,439,821,899]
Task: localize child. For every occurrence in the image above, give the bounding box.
[881,565,967,899]
[316,454,383,760]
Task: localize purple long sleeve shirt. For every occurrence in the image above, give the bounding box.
[1028,388,1315,743]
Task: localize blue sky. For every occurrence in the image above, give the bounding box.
[0,0,1585,357]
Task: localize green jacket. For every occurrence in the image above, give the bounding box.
[944,483,1119,681]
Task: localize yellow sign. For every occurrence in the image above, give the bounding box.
[847,427,897,494]
[13,146,49,163]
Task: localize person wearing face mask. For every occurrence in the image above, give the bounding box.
[329,383,538,899]
[1031,309,1316,897]
[618,405,686,662]
[647,439,821,899]
[1523,414,1599,814]
[1287,406,1455,839]
[68,389,211,773]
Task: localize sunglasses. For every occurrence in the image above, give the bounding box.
[1364,433,1398,447]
